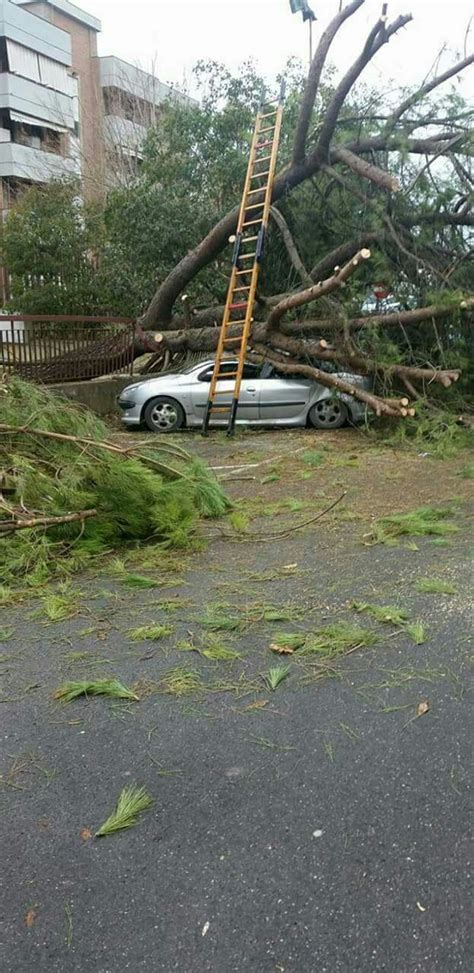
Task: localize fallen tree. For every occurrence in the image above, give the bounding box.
[133,0,473,417]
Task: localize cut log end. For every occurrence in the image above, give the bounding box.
[154,333,164,344]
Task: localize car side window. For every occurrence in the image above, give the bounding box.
[197,368,214,383]
[242,364,260,379]
[197,362,238,383]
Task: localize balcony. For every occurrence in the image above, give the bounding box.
[103,115,147,156]
[0,73,74,130]
[0,139,78,181]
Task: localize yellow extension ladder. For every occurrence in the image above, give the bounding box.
[202,85,285,436]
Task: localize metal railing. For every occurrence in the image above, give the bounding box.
[0,315,135,384]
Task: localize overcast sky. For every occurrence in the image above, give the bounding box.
[91,0,473,97]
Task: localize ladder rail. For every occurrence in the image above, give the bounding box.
[231,101,284,408]
[202,93,284,435]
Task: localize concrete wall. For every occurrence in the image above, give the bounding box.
[50,374,134,415]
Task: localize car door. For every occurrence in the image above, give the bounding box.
[191,362,260,423]
[257,367,312,422]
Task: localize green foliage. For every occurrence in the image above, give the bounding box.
[380,405,473,458]
[263,665,291,691]
[54,679,138,702]
[404,621,428,645]
[95,784,153,836]
[129,624,174,641]
[302,622,379,659]
[302,450,325,467]
[199,603,242,632]
[0,378,228,584]
[415,578,457,595]
[0,181,111,314]
[350,601,409,625]
[367,506,458,545]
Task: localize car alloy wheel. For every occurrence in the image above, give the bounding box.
[309,398,348,429]
[143,396,185,433]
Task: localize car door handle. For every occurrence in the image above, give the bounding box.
[245,386,256,393]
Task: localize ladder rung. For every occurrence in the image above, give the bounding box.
[226,319,246,325]
[240,234,258,241]
[213,388,234,396]
[259,127,275,134]
[223,336,244,344]
[256,140,273,150]
[260,110,277,119]
[250,170,270,179]
[242,218,263,227]
[245,202,264,211]
[216,370,238,379]
[235,268,254,274]
[232,285,251,290]
[247,188,265,196]
[253,157,271,167]
[238,252,256,260]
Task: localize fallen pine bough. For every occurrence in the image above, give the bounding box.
[0,376,229,585]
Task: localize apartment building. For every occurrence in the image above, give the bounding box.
[0,0,192,210]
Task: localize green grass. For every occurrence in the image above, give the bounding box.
[0,627,14,641]
[263,664,291,691]
[128,624,174,641]
[95,784,153,837]
[458,462,474,479]
[404,621,428,645]
[301,622,379,660]
[367,506,458,545]
[54,678,138,702]
[415,578,458,595]
[302,450,325,467]
[228,510,250,532]
[350,601,409,625]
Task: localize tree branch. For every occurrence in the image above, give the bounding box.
[311,11,413,166]
[331,145,401,192]
[250,343,406,418]
[266,248,371,332]
[270,206,312,285]
[384,53,474,133]
[292,0,365,164]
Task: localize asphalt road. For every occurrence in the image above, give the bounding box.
[0,470,472,972]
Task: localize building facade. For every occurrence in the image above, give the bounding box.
[0,0,191,210]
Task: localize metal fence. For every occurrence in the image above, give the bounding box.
[0,315,135,384]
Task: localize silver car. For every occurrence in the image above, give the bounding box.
[118,359,371,433]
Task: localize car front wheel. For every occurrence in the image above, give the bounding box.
[308,398,348,429]
[143,396,185,433]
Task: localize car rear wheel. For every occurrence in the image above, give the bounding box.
[308,398,348,429]
[143,396,185,433]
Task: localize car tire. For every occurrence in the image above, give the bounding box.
[143,396,185,433]
[308,398,348,429]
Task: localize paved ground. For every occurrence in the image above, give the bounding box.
[0,428,472,972]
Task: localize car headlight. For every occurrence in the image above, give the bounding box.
[120,384,140,398]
